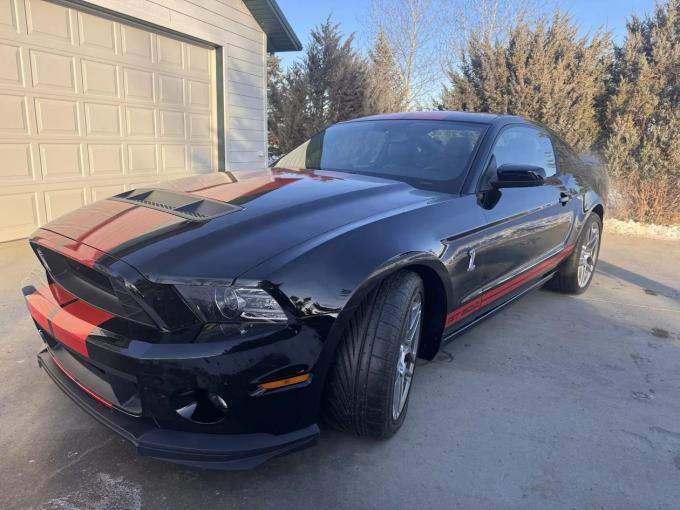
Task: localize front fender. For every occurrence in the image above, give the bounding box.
[342,251,452,313]
[236,208,454,319]
[235,202,459,379]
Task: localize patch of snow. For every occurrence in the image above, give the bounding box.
[605,219,680,241]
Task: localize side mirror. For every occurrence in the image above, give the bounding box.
[493,164,546,188]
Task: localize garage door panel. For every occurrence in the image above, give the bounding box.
[157,35,183,70]
[161,144,186,173]
[88,143,123,176]
[0,191,39,238]
[26,0,73,43]
[189,113,210,140]
[0,93,29,133]
[0,0,217,242]
[84,102,121,136]
[81,59,119,97]
[0,142,33,182]
[0,0,19,33]
[123,67,154,101]
[39,143,83,179]
[126,106,155,137]
[0,43,24,86]
[188,80,210,109]
[30,49,77,92]
[77,11,116,54]
[159,109,185,138]
[187,44,210,74]
[35,97,79,135]
[128,144,157,174]
[45,187,85,221]
[158,74,184,105]
[121,24,153,63]
[91,183,123,201]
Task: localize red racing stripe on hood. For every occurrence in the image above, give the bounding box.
[32,229,108,268]
[73,205,184,254]
[40,200,183,261]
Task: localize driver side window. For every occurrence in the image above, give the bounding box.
[492,126,557,177]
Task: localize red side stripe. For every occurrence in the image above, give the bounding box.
[50,301,114,358]
[50,354,113,409]
[445,244,575,328]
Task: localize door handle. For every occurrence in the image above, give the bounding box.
[559,192,571,205]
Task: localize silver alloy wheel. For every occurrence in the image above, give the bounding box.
[577,222,600,288]
[392,293,423,420]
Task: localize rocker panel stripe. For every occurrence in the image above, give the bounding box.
[445,244,575,328]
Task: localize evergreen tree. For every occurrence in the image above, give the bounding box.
[441,12,611,151]
[266,18,367,157]
[266,54,285,158]
[605,0,680,181]
[365,31,405,113]
[305,18,367,133]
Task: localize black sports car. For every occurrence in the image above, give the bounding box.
[23,112,607,469]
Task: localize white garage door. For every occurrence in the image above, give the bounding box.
[0,0,218,242]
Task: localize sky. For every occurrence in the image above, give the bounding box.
[276,0,658,70]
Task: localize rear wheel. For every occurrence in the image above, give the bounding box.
[547,214,602,294]
[323,271,423,438]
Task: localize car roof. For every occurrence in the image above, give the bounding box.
[345,111,527,126]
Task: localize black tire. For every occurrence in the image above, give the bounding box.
[547,214,602,294]
[323,270,424,438]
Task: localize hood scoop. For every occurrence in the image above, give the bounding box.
[111,188,243,221]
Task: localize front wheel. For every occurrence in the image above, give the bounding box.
[323,271,424,438]
[547,213,602,294]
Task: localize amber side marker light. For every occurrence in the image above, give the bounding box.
[259,373,311,391]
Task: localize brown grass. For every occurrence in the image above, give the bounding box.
[609,174,680,226]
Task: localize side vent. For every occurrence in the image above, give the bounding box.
[110,189,242,221]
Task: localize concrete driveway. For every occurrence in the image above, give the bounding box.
[1,234,679,509]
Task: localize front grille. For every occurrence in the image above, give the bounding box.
[65,257,113,293]
[36,245,157,328]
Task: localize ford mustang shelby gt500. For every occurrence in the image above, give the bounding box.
[23,111,607,469]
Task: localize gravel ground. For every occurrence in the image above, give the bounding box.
[1,233,679,510]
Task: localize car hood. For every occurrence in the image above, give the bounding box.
[39,169,437,283]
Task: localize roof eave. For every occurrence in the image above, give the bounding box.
[242,0,302,53]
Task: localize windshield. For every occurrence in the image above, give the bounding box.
[274,120,487,192]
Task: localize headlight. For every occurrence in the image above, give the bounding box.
[176,285,287,322]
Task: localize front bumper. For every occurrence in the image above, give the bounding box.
[38,348,320,470]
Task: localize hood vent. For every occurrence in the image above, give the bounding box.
[110,189,243,221]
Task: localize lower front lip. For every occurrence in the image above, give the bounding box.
[38,346,319,470]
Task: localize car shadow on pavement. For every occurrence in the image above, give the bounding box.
[596,260,680,302]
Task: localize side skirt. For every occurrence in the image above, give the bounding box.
[441,272,556,344]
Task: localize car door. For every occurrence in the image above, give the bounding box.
[468,125,576,304]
